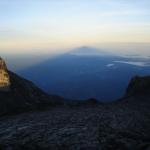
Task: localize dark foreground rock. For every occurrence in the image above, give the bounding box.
[0,93,150,150]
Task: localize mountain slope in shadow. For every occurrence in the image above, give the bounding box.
[0,58,64,115]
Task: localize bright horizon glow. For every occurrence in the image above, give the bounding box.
[0,0,150,53]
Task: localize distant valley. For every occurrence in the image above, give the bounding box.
[18,46,150,101]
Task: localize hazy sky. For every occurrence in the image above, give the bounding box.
[0,0,150,54]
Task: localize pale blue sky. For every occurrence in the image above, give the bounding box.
[0,0,150,53]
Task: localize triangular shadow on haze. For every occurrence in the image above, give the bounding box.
[17,46,150,102]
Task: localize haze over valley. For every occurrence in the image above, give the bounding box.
[13,46,149,101]
[1,44,150,101]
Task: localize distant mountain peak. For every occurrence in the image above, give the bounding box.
[77,46,96,50]
[69,46,111,56]
[73,46,99,52]
[78,46,90,49]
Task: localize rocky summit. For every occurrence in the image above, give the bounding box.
[0,58,150,150]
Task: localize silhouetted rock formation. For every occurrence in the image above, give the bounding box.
[98,75,150,150]
[125,76,150,97]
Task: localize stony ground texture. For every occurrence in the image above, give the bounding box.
[0,98,150,150]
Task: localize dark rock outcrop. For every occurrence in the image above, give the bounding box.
[125,76,150,97]
[0,58,64,115]
[98,75,150,150]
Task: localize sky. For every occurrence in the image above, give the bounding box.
[0,0,150,54]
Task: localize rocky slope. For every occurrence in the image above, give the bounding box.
[125,75,150,97]
[98,76,150,150]
[0,58,64,115]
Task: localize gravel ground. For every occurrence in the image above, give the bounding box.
[0,100,150,150]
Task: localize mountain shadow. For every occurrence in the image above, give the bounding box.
[18,46,150,101]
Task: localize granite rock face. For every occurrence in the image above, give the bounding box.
[0,57,10,91]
